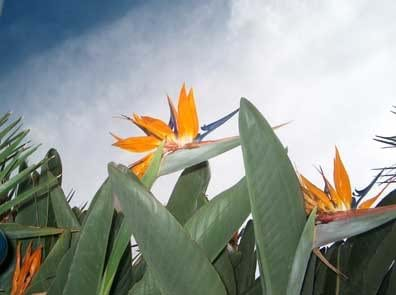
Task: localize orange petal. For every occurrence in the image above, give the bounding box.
[11,242,21,295]
[132,114,174,140]
[131,153,154,179]
[11,243,42,295]
[358,182,391,209]
[319,169,349,210]
[300,175,335,211]
[112,135,160,153]
[302,187,330,213]
[177,84,199,141]
[333,147,352,207]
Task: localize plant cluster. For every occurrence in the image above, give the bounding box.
[0,87,396,295]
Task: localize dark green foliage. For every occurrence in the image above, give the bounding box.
[1,101,396,295]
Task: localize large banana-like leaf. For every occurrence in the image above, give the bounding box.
[235,220,257,294]
[314,204,396,247]
[378,264,396,295]
[214,250,237,295]
[166,161,210,225]
[100,150,167,295]
[319,241,352,294]
[104,214,133,295]
[42,148,63,186]
[312,245,337,294]
[133,177,249,293]
[47,244,77,295]
[184,177,249,261]
[99,215,131,295]
[27,230,72,293]
[108,163,227,295]
[242,279,263,295]
[300,255,316,295]
[130,272,159,295]
[141,142,164,189]
[239,98,306,294]
[286,209,316,295]
[158,136,240,176]
[50,186,80,229]
[63,181,114,295]
[319,190,396,295]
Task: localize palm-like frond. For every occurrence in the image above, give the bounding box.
[0,112,53,221]
[369,107,396,184]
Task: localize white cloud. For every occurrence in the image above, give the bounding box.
[3,0,396,205]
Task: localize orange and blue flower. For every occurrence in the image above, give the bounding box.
[300,148,390,220]
[111,84,238,178]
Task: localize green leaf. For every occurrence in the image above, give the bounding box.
[47,244,77,295]
[166,161,210,225]
[287,208,316,295]
[235,220,256,294]
[214,249,237,295]
[0,117,22,143]
[43,148,63,186]
[63,181,114,295]
[312,245,337,295]
[158,136,240,176]
[300,254,316,295]
[0,129,27,164]
[108,241,133,295]
[327,190,396,295]
[50,186,80,229]
[321,241,352,294]
[98,216,130,295]
[0,112,11,128]
[184,177,250,261]
[141,142,164,189]
[239,98,306,294]
[102,147,167,295]
[314,204,396,247]
[0,157,48,197]
[134,177,250,293]
[27,230,72,293]
[108,163,227,295]
[242,279,263,295]
[0,145,39,182]
[377,263,396,295]
[130,271,159,295]
[131,257,147,286]
[0,223,64,239]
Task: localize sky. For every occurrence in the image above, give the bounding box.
[1,0,396,206]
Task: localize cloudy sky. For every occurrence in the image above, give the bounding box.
[1,0,395,205]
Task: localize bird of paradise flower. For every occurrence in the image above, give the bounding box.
[11,241,42,295]
[111,84,239,178]
[299,147,391,222]
[298,147,395,277]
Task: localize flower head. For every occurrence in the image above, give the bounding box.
[300,147,388,217]
[11,241,42,295]
[112,84,237,178]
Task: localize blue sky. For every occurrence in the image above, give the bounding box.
[1,0,396,205]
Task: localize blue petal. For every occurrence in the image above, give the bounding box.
[196,108,239,141]
[168,117,177,133]
[354,170,384,207]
